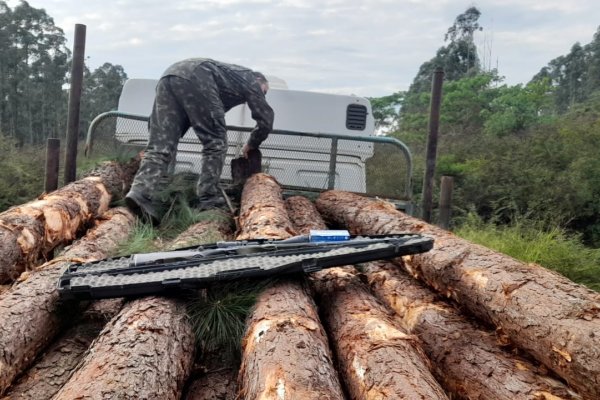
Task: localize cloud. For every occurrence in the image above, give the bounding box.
[6,0,600,96]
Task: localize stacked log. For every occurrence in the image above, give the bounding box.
[316,190,600,398]
[366,261,580,399]
[286,195,449,399]
[0,157,139,283]
[51,217,233,400]
[0,207,136,395]
[237,174,345,399]
[1,299,125,400]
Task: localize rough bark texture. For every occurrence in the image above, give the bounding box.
[311,268,450,399]
[236,173,297,240]
[285,196,327,234]
[168,217,233,249]
[0,157,139,283]
[184,369,237,400]
[0,207,135,395]
[52,297,195,400]
[1,299,125,400]
[316,190,600,399]
[366,261,581,400]
[237,174,345,400]
[239,280,345,399]
[286,195,448,399]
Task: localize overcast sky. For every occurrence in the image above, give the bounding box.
[8,0,600,97]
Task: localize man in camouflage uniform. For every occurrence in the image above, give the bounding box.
[125,58,274,223]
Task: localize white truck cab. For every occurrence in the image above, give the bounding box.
[115,77,376,192]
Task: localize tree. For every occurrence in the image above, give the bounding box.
[0,1,70,144]
[368,91,404,133]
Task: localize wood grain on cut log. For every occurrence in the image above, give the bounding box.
[316,190,600,399]
[237,174,345,399]
[236,173,297,240]
[0,157,140,283]
[286,195,448,399]
[366,261,581,400]
[0,207,135,395]
[52,297,195,400]
[1,299,125,400]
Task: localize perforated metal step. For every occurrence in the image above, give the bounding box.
[57,234,433,300]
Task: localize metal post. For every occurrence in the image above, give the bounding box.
[421,67,444,222]
[438,175,454,229]
[328,138,338,190]
[44,138,60,192]
[64,24,86,184]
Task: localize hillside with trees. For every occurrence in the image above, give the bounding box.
[372,7,600,248]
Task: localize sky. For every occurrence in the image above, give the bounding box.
[7,0,600,97]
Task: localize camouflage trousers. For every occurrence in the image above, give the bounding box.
[128,71,227,205]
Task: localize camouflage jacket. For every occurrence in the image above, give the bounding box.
[163,58,274,148]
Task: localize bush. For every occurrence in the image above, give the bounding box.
[0,135,45,211]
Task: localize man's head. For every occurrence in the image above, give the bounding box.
[253,71,269,95]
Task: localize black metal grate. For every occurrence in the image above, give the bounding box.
[346,104,367,130]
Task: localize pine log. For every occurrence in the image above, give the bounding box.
[316,190,600,399]
[0,157,140,283]
[312,268,449,399]
[52,297,195,400]
[0,207,135,395]
[286,195,449,399]
[237,174,345,399]
[366,261,581,399]
[236,173,297,240]
[1,299,125,400]
[54,218,233,400]
[184,368,237,400]
[285,195,327,234]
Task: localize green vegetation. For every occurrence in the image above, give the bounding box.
[456,214,600,291]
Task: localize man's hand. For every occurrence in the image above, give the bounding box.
[242,144,254,158]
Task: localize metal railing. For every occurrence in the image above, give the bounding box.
[85,111,414,209]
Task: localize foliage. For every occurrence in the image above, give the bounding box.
[0,133,44,210]
[455,213,600,291]
[0,0,70,144]
[532,26,600,113]
[187,280,273,355]
[368,91,404,133]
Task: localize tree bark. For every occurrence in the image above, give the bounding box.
[0,157,140,283]
[286,195,448,399]
[237,175,345,400]
[1,299,125,400]
[236,173,297,240]
[52,296,195,400]
[316,190,600,399]
[184,368,237,400]
[311,268,449,399]
[53,218,232,400]
[285,195,327,234]
[0,207,136,395]
[366,261,581,400]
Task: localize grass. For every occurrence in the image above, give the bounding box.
[455,213,600,291]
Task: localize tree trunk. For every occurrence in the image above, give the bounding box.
[286,195,449,399]
[365,261,581,399]
[0,207,136,395]
[54,218,232,400]
[184,368,237,400]
[236,173,297,240]
[0,156,140,283]
[285,195,327,234]
[237,174,345,400]
[52,297,195,400]
[316,190,600,399]
[1,299,125,400]
[312,268,450,399]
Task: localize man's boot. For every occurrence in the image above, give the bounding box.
[125,190,161,225]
